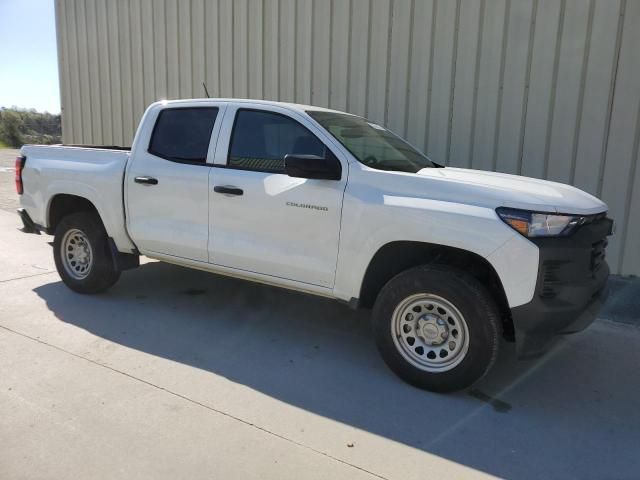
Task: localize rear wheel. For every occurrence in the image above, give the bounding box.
[53,212,120,293]
[372,265,501,392]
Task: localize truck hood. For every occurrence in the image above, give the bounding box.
[416,167,607,215]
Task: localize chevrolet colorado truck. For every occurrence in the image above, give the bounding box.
[16,99,613,392]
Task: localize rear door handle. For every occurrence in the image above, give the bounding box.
[214,185,243,196]
[134,176,158,185]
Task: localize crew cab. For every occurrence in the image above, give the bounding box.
[16,99,613,392]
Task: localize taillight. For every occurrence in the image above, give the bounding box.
[15,156,26,195]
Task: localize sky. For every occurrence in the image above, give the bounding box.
[0,0,60,113]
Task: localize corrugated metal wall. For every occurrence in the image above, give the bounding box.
[55,0,640,275]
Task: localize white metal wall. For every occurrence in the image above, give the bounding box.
[55,0,640,275]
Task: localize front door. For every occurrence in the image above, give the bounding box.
[126,106,223,262]
[208,106,346,287]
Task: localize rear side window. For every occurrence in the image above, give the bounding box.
[228,109,327,173]
[149,107,219,163]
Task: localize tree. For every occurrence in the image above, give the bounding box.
[0,107,61,148]
[0,109,25,147]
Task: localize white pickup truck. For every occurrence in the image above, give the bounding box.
[16,98,613,392]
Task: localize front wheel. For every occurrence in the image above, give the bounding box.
[372,265,501,392]
[53,212,120,293]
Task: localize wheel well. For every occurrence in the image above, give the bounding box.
[48,194,99,233]
[358,241,514,340]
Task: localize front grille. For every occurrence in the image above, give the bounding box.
[535,214,611,302]
[590,238,607,275]
[581,212,607,225]
[578,214,609,277]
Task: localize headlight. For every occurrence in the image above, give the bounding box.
[496,207,583,237]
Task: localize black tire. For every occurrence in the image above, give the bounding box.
[53,211,121,294]
[372,265,501,393]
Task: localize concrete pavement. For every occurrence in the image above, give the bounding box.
[1,206,639,479]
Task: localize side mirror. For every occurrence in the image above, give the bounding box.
[284,153,342,180]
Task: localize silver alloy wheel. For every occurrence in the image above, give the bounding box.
[60,228,93,280]
[391,293,470,372]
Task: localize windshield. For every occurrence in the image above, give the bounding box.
[307,111,438,173]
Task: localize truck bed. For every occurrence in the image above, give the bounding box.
[19,144,136,253]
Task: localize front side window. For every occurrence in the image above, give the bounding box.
[149,107,219,163]
[307,111,437,173]
[228,109,327,173]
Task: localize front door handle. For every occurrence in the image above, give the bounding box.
[214,185,243,196]
[134,176,158,185]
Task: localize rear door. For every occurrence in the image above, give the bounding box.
[126,105,225,261]
[208,105,347,287]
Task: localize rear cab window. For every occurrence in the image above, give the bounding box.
[148,107,219,164]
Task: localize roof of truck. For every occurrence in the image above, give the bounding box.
[157,98,352,116]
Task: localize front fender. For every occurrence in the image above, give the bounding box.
[333,190,538,308]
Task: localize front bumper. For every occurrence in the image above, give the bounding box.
[510,215,613,357]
